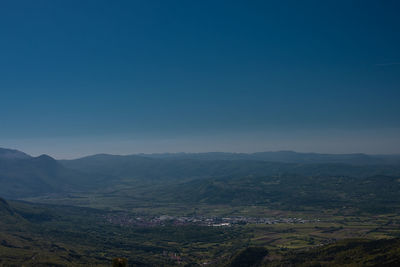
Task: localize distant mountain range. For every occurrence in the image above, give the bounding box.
[3,147,400,164]
[1,147,400,209]
[139,151,400,165]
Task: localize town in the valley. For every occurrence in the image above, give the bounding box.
[103,213,317,227]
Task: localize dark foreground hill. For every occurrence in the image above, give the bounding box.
[264,238,400,267]
[0,197,19,227]
[0,197,14,215]
[0,197,28,230]
[226,238,400,266]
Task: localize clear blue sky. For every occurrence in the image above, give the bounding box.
[1,0,399,158]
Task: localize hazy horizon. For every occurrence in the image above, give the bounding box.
[2,127,400,160]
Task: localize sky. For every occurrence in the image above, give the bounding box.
[0,0,399,158]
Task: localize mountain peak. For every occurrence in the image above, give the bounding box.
[34,154,57,163]
[36,154,54,159]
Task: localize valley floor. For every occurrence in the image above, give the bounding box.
[2,198,400,266]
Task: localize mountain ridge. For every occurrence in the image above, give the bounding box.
[136,150,400,165]
[0,148,31,160]
[1,147,400,201]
